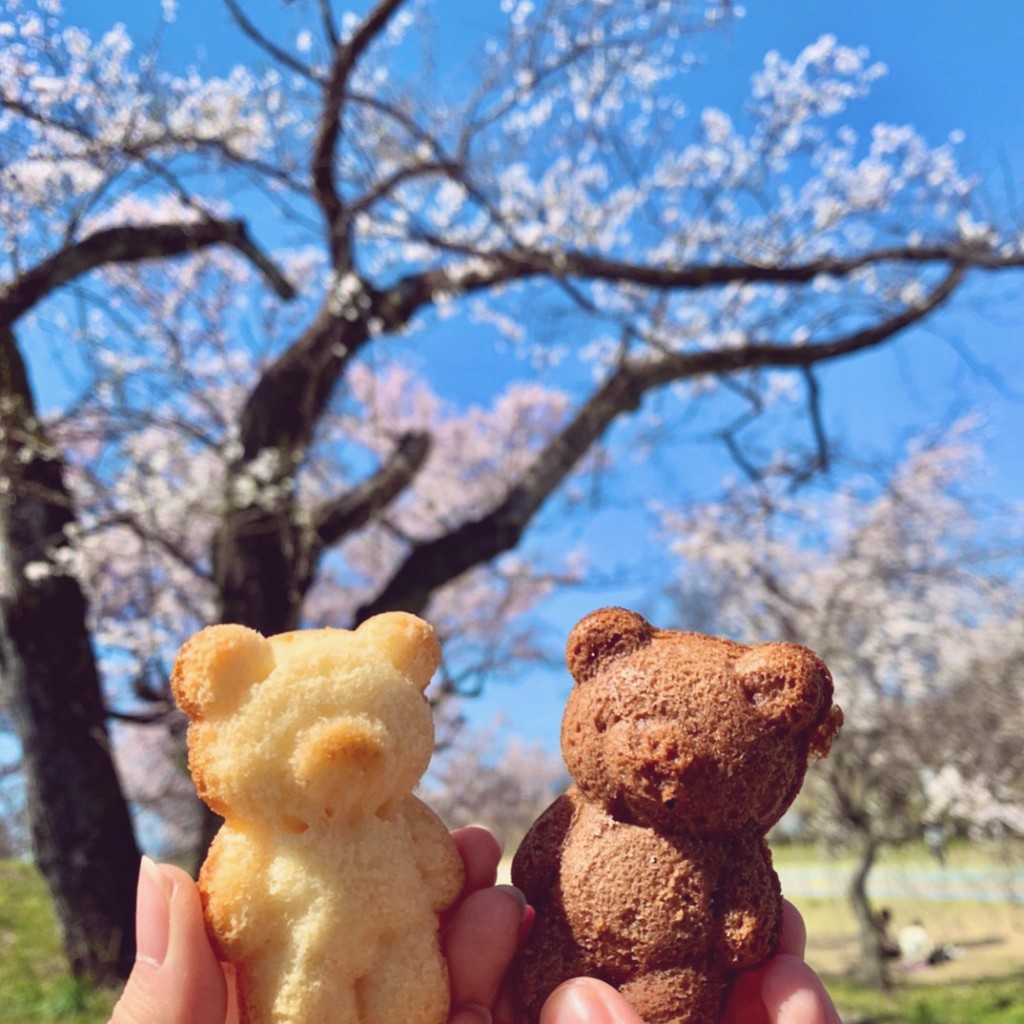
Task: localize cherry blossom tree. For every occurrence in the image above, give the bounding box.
[662,420,1024,987]
[2,0,1024,983]
[420,719,569,851]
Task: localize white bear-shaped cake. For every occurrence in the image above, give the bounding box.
[171,612,464,1024]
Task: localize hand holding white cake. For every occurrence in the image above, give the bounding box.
[169,612,464,1024]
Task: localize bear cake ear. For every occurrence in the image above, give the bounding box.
[565,606,655,684]
[809,703,844,759]
[171,623,274,719]
[356,612,441,692]
[734,643,834,733]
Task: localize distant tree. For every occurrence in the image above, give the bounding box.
[111,715,203,863]
[918,621,1024,840]
[662,420,1024,988]
[2,0,1023,981]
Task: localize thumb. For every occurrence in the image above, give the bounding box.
[540,978,644,1024]
[108,857,228,1024]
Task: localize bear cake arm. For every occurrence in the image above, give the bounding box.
[715,835,781,970]
[401,795,465,910]
[510,791,577,904]
[199,830,272,962]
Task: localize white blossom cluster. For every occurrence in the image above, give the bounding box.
[0,0,291,274]
[297,358,584,641]
[923,766,1024,839]
[662,419,1024,842]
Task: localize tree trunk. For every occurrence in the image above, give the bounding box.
[0,328,141,984]
[847,833,891,990]
[1,577,141,983]
[188,498,307,873]
[214,502,304,636]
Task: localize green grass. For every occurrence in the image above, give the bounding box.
[827,977,1024,1024]
[0,860,118,1023]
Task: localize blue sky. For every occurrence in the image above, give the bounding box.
[24,0,1024,753]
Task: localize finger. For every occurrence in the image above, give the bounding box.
[452,826,503,894]
[445,885,526,1015]
[450,1005,496,1024]
[223,963,240,1024]
[723,964,771,1024]
[778,900,807,959]
[108,858,227,1024]
[540,978,645,1024]
[724,900,809,1024]
[761,955,842,1024]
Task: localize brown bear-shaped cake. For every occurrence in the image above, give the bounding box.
[512,607,842,1024]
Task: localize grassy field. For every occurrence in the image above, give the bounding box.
[797,896,1024,985]
[3,856,1023,1024]
[0,860,117,1024]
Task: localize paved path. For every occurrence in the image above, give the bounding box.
[776,863,1024,904]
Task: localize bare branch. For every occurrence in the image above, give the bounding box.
[395,237,1019,309]
[549,243,1022,289]
[0,219,295,327]
[349,160,465,218]
[355,264,969,621]
[224,224,299,300]
[237,311,367,458]
[317,0,340,48]
[313,0,410,262]
[223,0,320,83]
[106,706,177,725]
[800,365,830,480]
[719,406,766,483]
[354,362,645,621]
[312,431,430,550]
[346,88,445,153]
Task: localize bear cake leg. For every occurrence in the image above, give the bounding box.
[619,966,724,1024]
[354,926,451,1024]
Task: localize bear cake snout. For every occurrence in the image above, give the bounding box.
[292,716,389,779]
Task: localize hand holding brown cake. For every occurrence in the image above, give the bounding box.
[512,607,843,1024]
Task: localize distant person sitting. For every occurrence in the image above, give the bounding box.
[872,907,900,960]
[898,920,959,969]
[897,920,936,967]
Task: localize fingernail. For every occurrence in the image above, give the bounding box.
[542,979,621,1024]
[495,884,528,916]
[465,823,505,857]
[136,856,174,967]
[451,1004,492,1024]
